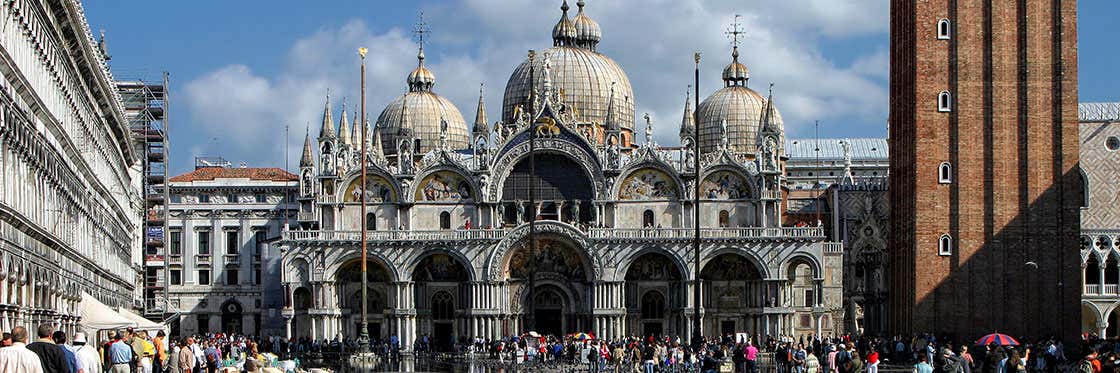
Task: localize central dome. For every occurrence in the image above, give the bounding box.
[377,48,469,155]
[502,1,634,134]
[696,47,783,154]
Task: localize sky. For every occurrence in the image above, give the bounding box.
[83,1,1118,175]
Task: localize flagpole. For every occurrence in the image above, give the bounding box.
[691,51,703,348]
[357,46,370,353]
[526,49,537,334]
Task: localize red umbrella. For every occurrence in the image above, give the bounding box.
[976,333,1019,346]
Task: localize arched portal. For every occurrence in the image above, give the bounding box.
[700,253,766,336]
[335,259,393,341]
[504,235,592,337]
[624,252,684,338]
[220,299,243,334]
[500,153,594,225]
[292,287,312,338]
[412,254,470,352]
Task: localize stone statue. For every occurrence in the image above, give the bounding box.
[571,199,581,223]
[515,200,526,223]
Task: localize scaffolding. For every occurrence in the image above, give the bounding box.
[117,73,170,319]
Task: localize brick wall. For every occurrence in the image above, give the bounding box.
[889,0,1081,341]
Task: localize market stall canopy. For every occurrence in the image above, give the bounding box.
[116,306,164,331]
[79,293,136,330]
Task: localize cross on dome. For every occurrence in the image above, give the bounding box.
[725,14,746,49]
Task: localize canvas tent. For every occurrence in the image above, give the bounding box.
[79,292,136,330]
[117,306,164,331]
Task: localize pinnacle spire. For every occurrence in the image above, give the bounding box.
[473,83,489,135]
[605,81,619,131]
[319,93,336,138]
[351,111,362,147]
[338,99,351,146]
[680,87,695,138]
[761,83,781,134]
[300,127,314,167]
[371,118,384,161]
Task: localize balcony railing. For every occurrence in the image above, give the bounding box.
[1105,284,1118,295]
[1085,284,1101,294]
[283,226,824,242]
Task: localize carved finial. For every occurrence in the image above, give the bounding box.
[643,113,653,147]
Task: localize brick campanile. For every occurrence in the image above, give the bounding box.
[889,0,1081,340]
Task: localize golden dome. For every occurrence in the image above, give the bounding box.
[406,49,436,92]
[722,46,750,84]
[502,46,634,133]
[572,1,601,50]
[377,49,469,155]
[503,1,633,135]
[552,1,577,45]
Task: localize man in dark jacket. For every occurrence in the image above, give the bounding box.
[983,344,1004,373]
[26,323,69,373]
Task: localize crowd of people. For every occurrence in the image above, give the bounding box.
[0,325,1115,373]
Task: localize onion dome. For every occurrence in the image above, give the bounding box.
[722,46,750,86]
[552,1,578,46]
[503,1,634,137]
[572,1,601,50]
[696,47,782,154]
[376,48,468,156]
[407,48,436,92]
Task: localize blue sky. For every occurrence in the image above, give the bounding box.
[83,1,1117,175]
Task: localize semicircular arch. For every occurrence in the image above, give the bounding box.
[323,250,400,282]
[615,163,684,201]
[700,247,771,280]
[411,166,479,203]
[486,221,598,281]
[338,168,402,204]
[402,248,477,282]
[699,166,757,200]
[616,246,690,281]
[490,137,605,202]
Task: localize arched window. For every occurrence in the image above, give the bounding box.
[640,291,666,320]
[439,211,451,230]
[938,162,952,184]
[938,91,952,112]
[937,18,951,40]
[718,210,730,228]
[414,139,422,154]
[431,291,455,320]
[365,212,376,231]
[642,210,655,228]
[938,234,952,256]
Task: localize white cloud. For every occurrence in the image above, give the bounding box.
[182,0,889,168]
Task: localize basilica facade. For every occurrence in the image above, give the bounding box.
[279,1,842,348]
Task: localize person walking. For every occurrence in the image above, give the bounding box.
[71,333,100,373]
[0,326,45,373]
[50,331,78,373]
[746,341,760,373]
[866,347,880,373]
[26,324,69,373]
[915,355,933,373]
[177,340,194,373]
[153,331,166,373]
[107,331,134,373]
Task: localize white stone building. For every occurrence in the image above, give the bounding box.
[165,161,298,336]
[1078,102,1120,337]
[0,0,141,332]
[280,2,844,349]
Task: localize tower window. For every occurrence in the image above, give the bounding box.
[938,91,952,112]
[937,19,951,40]
[938,234,952,256]
[938,162,952,184]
